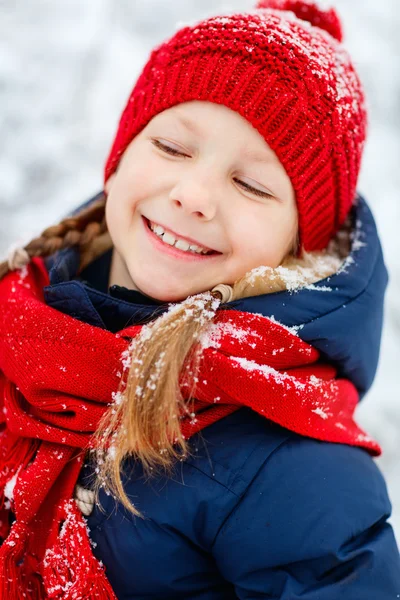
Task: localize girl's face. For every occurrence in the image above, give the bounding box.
[105,100,298,302]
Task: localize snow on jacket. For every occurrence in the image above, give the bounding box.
[42,192,400,599]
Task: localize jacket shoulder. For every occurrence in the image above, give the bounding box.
[211,430,400,597]
[183,407,294,497]
[192,408,392,544]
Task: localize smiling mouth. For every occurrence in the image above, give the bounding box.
[144,217,220,256]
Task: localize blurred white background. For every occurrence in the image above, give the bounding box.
[1,0,399,540]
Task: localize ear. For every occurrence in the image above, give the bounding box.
[104,173,117,195]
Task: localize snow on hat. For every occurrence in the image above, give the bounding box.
[104,0,367,251]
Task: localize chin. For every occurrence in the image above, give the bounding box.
[130,275,192,303]
[142,286,193,303]
[142,279,211,303]
[127,260,213,302]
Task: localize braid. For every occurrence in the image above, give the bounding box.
[0,193,113,280]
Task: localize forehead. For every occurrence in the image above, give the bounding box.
[149,101,275,163]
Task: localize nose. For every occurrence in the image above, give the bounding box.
[169,176,217,221]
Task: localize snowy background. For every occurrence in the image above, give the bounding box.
[1,1,399,540]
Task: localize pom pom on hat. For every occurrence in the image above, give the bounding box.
[255,0,343,42]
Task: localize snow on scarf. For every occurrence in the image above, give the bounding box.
[0,256,380,599]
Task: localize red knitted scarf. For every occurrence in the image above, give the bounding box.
[0,257,380,598]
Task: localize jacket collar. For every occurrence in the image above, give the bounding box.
[44,245,166,332]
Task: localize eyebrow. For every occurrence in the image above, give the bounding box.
[173,112,271,164]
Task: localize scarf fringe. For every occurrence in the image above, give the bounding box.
[41,500,117,600]
[0,432,40,543]
[0,521,43,599]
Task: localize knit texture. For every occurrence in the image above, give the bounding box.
[104,0,367,251]
[0,257,379,597]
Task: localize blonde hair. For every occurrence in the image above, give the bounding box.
[0,192,346,517]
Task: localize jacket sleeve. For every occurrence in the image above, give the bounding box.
[211,437,400,599]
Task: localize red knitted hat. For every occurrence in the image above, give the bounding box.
[104,0,367,251]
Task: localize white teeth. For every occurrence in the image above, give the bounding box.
[189,244,204,254]
[162,232,176,246]
[153,224,164,236]
[175,239,190,252]
[149,220,212,255]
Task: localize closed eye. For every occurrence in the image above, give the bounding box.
[151,138,190,158]
[233,178,275,199]
[151,138,275,200]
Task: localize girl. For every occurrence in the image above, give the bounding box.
[0,0,399,598]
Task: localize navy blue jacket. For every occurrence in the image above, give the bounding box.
[43,193,400,599]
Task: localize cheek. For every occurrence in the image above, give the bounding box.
[106,169,151,229]
[230,211,295,269]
